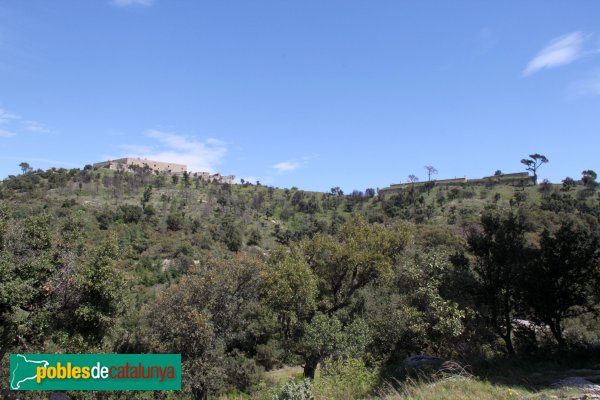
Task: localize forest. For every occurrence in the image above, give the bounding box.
[1,161,599,399]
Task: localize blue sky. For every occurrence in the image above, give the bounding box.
[1,0,599,192]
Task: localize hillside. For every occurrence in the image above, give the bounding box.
[1,166,600,399]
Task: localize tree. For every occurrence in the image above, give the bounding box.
[119,204,143,223]
[144,254,264,399]
[220,215,243,251]
[424,166,438,182]
[330,187,344,196]
[55,234,125,344]
[265,218,413,379]
[263,247,318,348]
[561,177,576,192]
[407,175,420,203]
[582,170,598,189]
[538,179,552,197]
[19,162,32,174]
[183,171,191,188]
[468,211,530,355]
[365,250,467,366]
[246,229,262,246]
[166,212,184,231]
[0,213,55,363]
[524,221,600,348]
[141,185,152,211]
[520,154,548,185]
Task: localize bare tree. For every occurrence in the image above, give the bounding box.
[424,165,438,182]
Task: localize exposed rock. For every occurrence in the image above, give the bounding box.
[403,355,444,370]
[161,258,173,272]
[552,376,600,393]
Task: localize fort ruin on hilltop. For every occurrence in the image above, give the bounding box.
[93,157,235,184]
[379,172,535,197]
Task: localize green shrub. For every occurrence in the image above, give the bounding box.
[275,379,314,400]
[119,204,143,223]
[96,209,115,230]
[247,228,262,246]
[166,212,184,231]
[313,358,378,400]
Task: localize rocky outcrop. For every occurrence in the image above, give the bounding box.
[402,355,445,370]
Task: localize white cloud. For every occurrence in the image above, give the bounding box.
[22,120,50,133]
[567,71,600,98]
[0,108,52,136]
[119,130,227,173]
[0,129,16,137]
[523,32,585,76]
[0,108,19,124]
[112,0,154,7]
[273,161,300,173]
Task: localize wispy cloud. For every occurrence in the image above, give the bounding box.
[272,154,318,174]
[0,129,16,137]
[273,161,300,173]
[0,109,19,124]
[0,108,51,137]
[112,0,154,7]
[22,120,50,133]
[118,130,227,173]
[567,71,600,98]
[523,32,586,76]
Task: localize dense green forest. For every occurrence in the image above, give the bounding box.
[1,163,599,399]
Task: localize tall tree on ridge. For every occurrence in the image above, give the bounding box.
[521,153,548,185]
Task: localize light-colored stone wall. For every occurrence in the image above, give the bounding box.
[93,158,235,183]
[379,172,534,197]
[93,158,187,174]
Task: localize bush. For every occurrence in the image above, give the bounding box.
[276,379,314,400]
[166,212,184,231]
[223,351,264,394]
[96,209,115,230]
[247,228,262,246]
[119,204,143,223]
[313,358,378,400]
[256,339,286,370]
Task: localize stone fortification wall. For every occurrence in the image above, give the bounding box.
[191,172,235,184]
[93,158,186,174]
[93,158,235,184]
[379,172,535,197]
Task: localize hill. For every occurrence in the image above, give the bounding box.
[1,166,599,399]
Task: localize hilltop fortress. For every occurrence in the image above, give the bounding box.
[379,172,535,197]
[93,157,235,184]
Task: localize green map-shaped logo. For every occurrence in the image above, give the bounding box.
[10,354,49,390]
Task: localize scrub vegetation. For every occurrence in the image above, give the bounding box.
[1,161,599,399]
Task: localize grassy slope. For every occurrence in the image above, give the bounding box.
[2,170,599,399]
